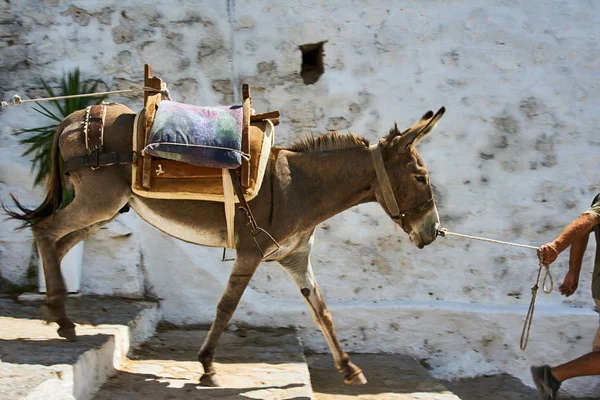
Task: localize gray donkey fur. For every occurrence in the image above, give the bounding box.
[6,103,444,385]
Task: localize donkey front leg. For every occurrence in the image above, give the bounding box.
[197,253,262,386]
[279,250,367,385]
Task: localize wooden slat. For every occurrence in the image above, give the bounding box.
[134,111,145,190]
[143,64,152,105]
[151,159,222,179]
[241,84,251,187]
[250,110,280,121]
[141,65,164,190]
[222,169,236,248]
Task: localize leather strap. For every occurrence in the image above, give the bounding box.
[228,168,280,258]
[369,144,400,217]
[370,143,435,223]
[229,168,258,231]
[63,151,136,174]
[85,104,106,151]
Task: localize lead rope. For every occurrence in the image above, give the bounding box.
[520,262,552,351]
[438,228,553,351]
[0,85,171,107]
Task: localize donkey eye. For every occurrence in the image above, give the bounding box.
[415,175,427,184]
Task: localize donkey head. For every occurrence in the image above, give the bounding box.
[374,107,445,248]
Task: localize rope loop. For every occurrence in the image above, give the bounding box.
[520,262,552,351]
[541,263,553,294]
[438,228,554,351]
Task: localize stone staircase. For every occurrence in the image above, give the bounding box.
[95,328,313,399]
[0,296,160,400]
[3,295,594,400]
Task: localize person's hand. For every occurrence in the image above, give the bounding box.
[537,242,559,265]
[559,270,580,297]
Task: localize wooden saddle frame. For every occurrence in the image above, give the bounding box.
[131,65,280,254]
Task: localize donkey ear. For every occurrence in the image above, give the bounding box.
[395,107,445,151]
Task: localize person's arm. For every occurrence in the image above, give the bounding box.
[538,213,598,265]
[558,232,589,296]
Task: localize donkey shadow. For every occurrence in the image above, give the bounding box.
[95,372,310,400]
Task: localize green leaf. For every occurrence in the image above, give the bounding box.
[32,103,62,122]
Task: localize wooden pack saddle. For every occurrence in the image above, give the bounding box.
[132,65,279,250]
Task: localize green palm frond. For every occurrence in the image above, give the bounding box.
[31,103,63,123]
[13,68,108,205]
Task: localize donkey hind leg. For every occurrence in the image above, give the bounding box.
[279,250,367,385]
[34,193,128,340]
[56,216,120,261]
[197,253,263,387]
[39,218,118,340]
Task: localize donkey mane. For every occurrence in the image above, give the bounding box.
[287,131,370,153]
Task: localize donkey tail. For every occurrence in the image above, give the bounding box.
[3,120,66,226]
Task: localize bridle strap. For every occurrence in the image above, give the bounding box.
[369,143,434,219]
[369,144,400,217]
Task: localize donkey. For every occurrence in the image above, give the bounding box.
[6,103,444,386]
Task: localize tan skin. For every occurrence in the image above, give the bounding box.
[537,212,600,383]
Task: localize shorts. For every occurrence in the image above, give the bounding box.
[594,299,600,352]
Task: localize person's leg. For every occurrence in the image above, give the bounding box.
[593,299,600,352]
[550,351,600,382]
[531,299,600,399]
[551,299,600,382]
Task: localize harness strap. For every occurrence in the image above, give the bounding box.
[229,169,258,231]
[63,151,137,174]
[369,144,400,217]
[228,169,280,258]
[84,104,106,151]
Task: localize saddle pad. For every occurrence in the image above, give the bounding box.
[144,101,244,169]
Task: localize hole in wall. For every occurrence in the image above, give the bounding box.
[299,41,326,85]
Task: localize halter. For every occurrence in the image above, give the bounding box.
[369,143,434,224]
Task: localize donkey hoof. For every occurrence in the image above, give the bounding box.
[199,373,221,387]
[344,371,367,385]
[57,326,77,342]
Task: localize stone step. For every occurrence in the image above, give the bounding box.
[93,329,467,400]
[307,353,460,400]
[0,296,160,400]
[5,296,594,399]
[307,353,600,400]
[93,327,314,399]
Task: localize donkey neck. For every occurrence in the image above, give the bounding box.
[282,147,378,227]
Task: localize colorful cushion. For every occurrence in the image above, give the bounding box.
[144,100,244,169]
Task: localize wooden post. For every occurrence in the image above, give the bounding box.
[142,64,164,190]
[241,84,251,187]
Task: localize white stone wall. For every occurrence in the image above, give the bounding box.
[1,0,600,395]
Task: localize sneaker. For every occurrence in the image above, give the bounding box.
[530,365,561,400]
